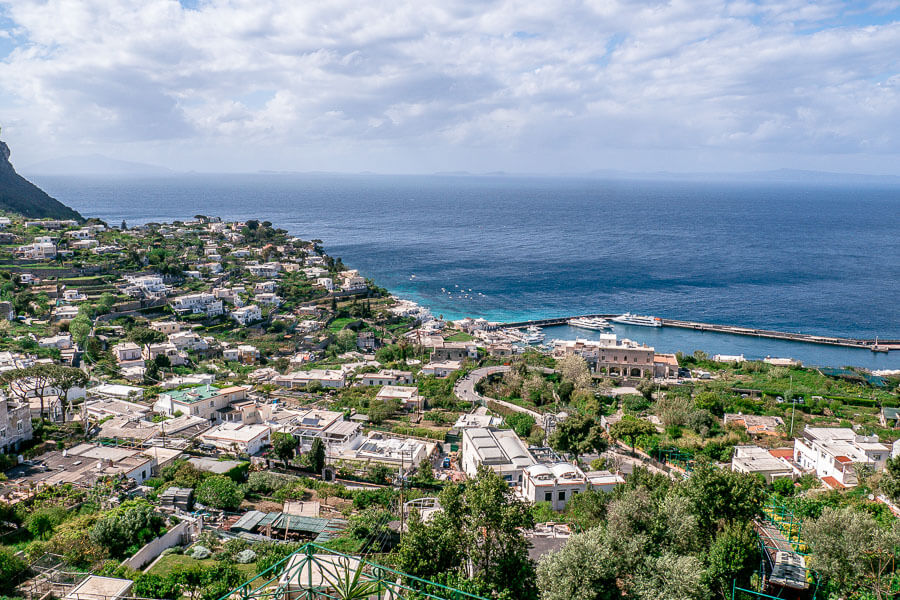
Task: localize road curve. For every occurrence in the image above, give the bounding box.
[454,366,543,421]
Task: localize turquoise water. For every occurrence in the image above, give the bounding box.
[30,173,900,368]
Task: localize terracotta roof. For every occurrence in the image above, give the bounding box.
[835,456,853,464]
[768,448,794,459]
[822,476,846,489]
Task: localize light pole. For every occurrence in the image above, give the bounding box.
[788,376,796,438]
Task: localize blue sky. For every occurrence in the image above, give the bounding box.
[1,0,900,174]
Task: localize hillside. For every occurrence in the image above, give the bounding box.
[0,139,83,221]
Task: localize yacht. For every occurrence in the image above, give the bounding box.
[612,313,662,327]
[568,316,612,331]
[522,325,545,344]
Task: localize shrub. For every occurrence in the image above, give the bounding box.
[190,545,211,559]
[196,475,243,511]
[235,549,257,564]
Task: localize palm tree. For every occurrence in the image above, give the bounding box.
[321,558,381,600]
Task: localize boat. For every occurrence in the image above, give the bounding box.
[522,325,545,344]
[568,316,612,330]
[612,313,662,327]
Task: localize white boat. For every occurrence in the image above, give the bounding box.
[612,313,662,327]
[568,316,612,330]
[522,325,545,344]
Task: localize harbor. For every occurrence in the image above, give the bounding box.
[499,314,899,352]
[495,314,900,370]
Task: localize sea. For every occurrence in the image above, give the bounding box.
[28,173,900,370]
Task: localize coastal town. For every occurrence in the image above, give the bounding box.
[0,213,897,600]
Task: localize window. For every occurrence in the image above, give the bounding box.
[558,491,566,501]
[544,492,552,502]
[209,401,214,407]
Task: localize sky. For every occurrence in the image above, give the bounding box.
[1,0,900,174]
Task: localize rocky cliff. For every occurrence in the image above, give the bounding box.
[0,140,83,221]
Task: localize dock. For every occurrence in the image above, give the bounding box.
[497,315,898,352]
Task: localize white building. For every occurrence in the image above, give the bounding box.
[421,360,462,378]
[17,237,57,260]
[150,321,182,335]
[112,342,145,367]
[153,385,249,420]
[520,463,625,510]
[123,274,169,298]
[231,304,262,325]
[731,446,798,483]
[461,427,535,486]
[170,293,224,316]
[793,427,890,488]
[360,370,414,386]
[273,369,347,389]
[376,386,423,411]
[199,423,271,455]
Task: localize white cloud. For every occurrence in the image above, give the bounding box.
[0,0,898,173]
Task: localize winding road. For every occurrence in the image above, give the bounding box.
[454,366,543,421]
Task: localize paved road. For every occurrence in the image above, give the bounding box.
[454,366,544,421]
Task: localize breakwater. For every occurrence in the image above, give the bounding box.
[499,315,899,352]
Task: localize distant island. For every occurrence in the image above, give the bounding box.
[0,138,83,221]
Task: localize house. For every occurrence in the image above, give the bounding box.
[17,237,57,260]
[0,394,33,453]
[315,277,334,292]
[254,293,282,307]
[453,413,504,429]
[53,305,80,321]
[273,370,347,389]
[713,354,746,363]
[170,293,224,316]
[144,342,187,367]
[278,409,346,450]
[65,576,133,600]
[168,331,208,352]
[150,321,182,335]
[339,431,431,473]
[652,353,680,378]
[376,386,423,411]
[793,427,891,488]
[731,446,798,483]
[246,262,281,278]
[231,304,262,325]
[122,275,169,298]
[199,423,271,455]
[113,342,145,367]
[360,369,414,387]
[62,289,87,303]
[430,341,477,361]
[421,360,462,378]
[460,427,535,486]
[84,397,152,421]
[223,344,260,364]
[520,463,624,510]
[552,336,656,378]
[153,385,249,420]
[5,443,157,488]
[254,281,278,293]
[38,334,73,350]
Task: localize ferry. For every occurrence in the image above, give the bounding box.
[568,316,612,331]
[522,325,545,344]
[612,313,662,327]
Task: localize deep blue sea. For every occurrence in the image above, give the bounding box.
[28,173,900,368]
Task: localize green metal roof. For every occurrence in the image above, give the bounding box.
[165,385,220,404]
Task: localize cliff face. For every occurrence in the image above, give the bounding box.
[0,140,83,221]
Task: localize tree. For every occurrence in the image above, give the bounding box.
[128,326,166,346]
[805,506,900,600]
[0,364,56,420]
[308,437,326,473]
[879,455,900,502]
[271,432,297,467]
[89,500,165,558]
[609,415,655,453]
[49,365,88,416]
[549,413,608,462]
[537,527,621,600]
[557,354,592,391]
[394,467,537,599]
[0,546,25,594]
[703,522,758,598]
[196,475,243,510]
[564,488,611,531]
[632,552,707,600]
[681,460,766,540]
[69,313,92,345]
[505,412,535,438]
